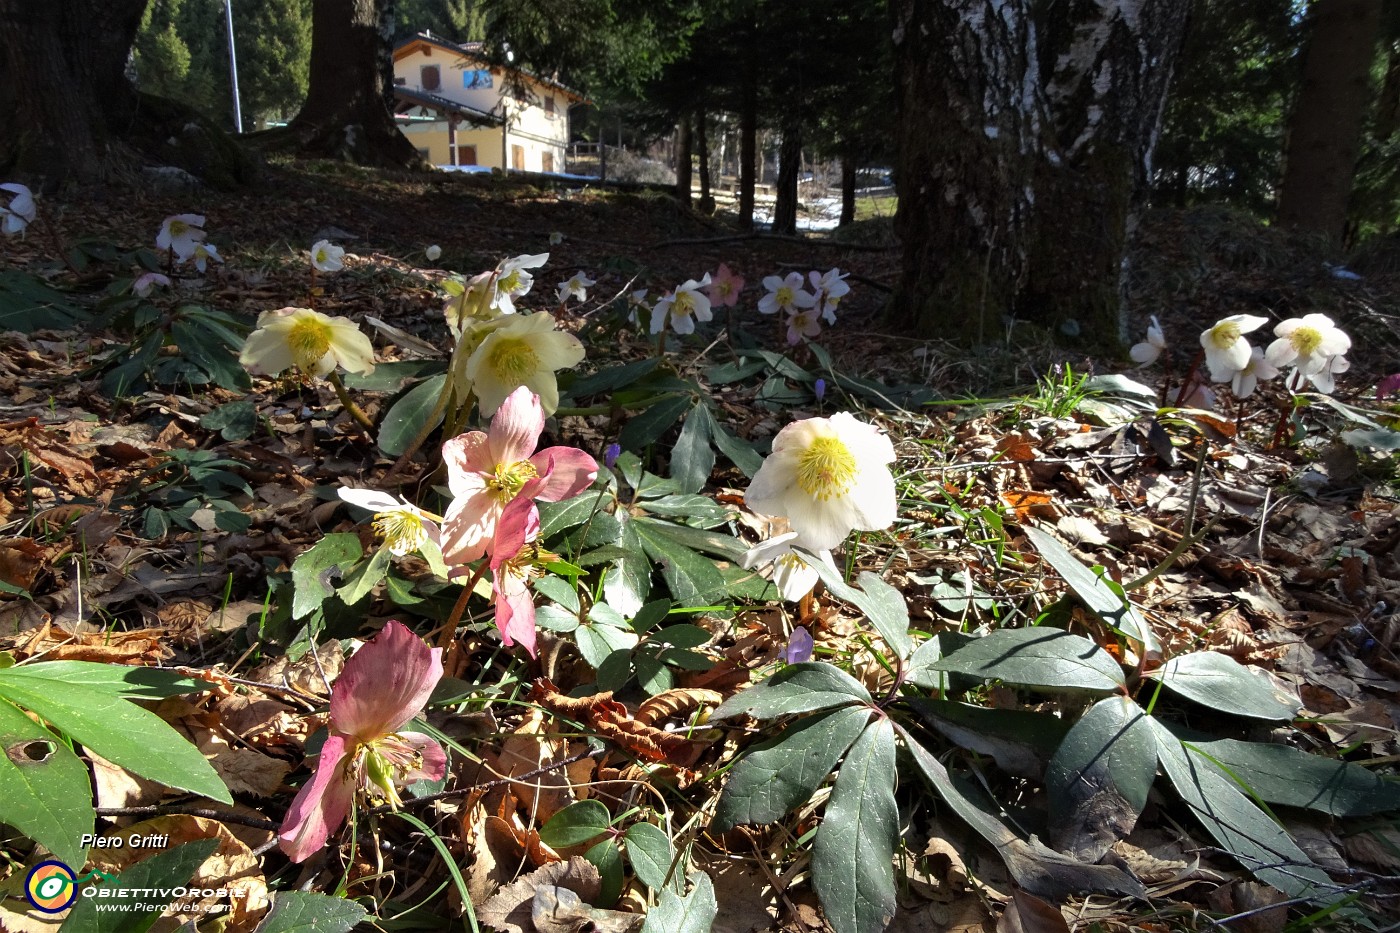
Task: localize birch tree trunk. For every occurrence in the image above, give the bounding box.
[890,0,1189,347]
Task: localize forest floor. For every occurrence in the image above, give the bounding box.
[1,159,1400,933]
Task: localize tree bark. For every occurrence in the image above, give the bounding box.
[1277,0,1383,245]
[890,0,1188,347]
[0,0,254,189]
[773,125,801,235]
[675,112,693,207]
[840,152,856,227]
[696,111,714,214]
[265,0,422,167]
[739,57,758,229]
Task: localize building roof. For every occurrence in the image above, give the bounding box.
[393,32,589,104]
[392,87,504,126]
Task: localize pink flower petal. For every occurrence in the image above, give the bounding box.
[491,498,539,570]
[526,447,598,501]
[488,387,545,465]
[330,621,444,737]
[492,565,538,656]
[278,733,354,863]
[441,492,502,565]
[396,731,448,783]
[442,432,494,498]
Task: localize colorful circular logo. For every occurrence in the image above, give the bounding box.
[25,860,77,913]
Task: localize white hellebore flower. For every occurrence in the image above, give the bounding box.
[338,488,441,557]
[240,307,376,378]
[741,531,836,603]
[493,252,550,315]
[425,244,442,261]
[464,311,585,416]
[157,213,206,261]
[1200,314,1268,381]
[1129,316,1166,365]
[1,183,36,236]
[809,268,850,324]
[759,272,818,316]
[1296,352,1350,394]
[650,274,713,335]
[1231,346,1279,398]
[1264,313,1350,378]
[311,239,345,272]
[745,412,897,551]
[556,271,595,304]
[191,242,223,273]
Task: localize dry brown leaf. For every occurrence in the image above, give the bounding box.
[191,727,292,797]
[1343,824,1400,869]
[88,748,165,811]
[996,889,1069,933]
[477,857,602,933]
[247,638,344,700]
[4,621,172,664]
[530,679,704,764]
[86,815,270,932]
[0,538,53,595]
[492,706,576,821]
[634,688,723,727]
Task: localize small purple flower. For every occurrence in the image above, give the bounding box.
[813,378,826,402]
[604,443,622,469]
[785,626,814,664]
[1378,373,1400,403]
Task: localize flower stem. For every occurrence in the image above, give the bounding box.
[1173,349,1204,407]
[436,561,491,650]
[327,370,376,433]
[383,380,457,485]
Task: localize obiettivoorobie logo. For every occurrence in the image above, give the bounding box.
[24,861,117,913]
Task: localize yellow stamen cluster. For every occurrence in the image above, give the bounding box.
[488,338,540,383]
[1290,326,1323,355]
[287,317,333,371]
[1207,321,1241,349]
[487,460,539,503]
[373,509,429,554]
[355,733,426,812]
[796,436,858,500]
[776,286,795,306]
[673,292,696,317]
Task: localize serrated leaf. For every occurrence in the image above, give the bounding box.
[812,720,898,933]
[634,517,745,560]
[538,492,610,543]
[200,399,258,441]
[0,698,92,867]
[573,357,661,396]
[904,637,948,691]
[255,891,369,933]
[532,574,580,613]
[932,628,1124,693]
[639,870,716,933]
[0,662,204,699]
[1150,651,1300,721]
[0,270,89,330]
[711,662,871,721]
[575,620,639,670]
[670,407,715,494]
[1022,525,1159,658]
[603,514,650,616]
[714,706,870,831]
[1046,697,1157,860]
[639,494,730,528]
[62,839,219,933]
[377,373,447,457]
[634,520,729,608]
[290,534,363,620]
[340,360,443,392]
[0,675,231,804]
[804,560,912,660]
[1148,718,1338,901]
[1174,735,1400,817]
[335,546,391,607]
[630,599,672,634]
[619,394,693,450]
[701,406,765,478]
[624,821,674,890]
[540,800,613,848]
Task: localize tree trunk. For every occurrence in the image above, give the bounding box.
[0,0,254,189]
[890,0,1189,347]
[739,59,758,229]
[1277,0,1383,245]
[268,0,422,167]
[675,112,693,207]
[773,125,801,235]
[696,112,714,214]
[840,152,856,227]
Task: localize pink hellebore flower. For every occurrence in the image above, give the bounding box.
[133,272,172,297]
[278,621,446,863]
[440,386,597,566]
[705,263,745,308]
[489,497,552,656]
[1378,373,1400,403]
[785,307,822,346]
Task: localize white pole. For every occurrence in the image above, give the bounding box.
[225,0,244,133]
